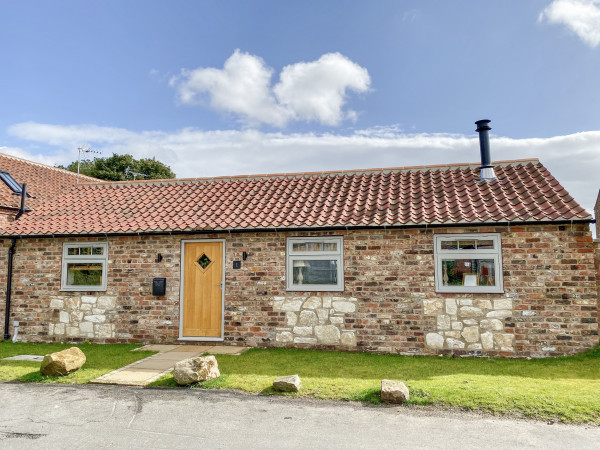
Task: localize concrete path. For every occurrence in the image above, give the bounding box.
[1,383,598,449]
[91,344,248,386]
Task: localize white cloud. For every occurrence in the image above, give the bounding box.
[274,53,370,125]
[170,50,370,127]
[6,122,600,221]
[540,0,600,47]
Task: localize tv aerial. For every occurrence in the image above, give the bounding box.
[125,166,148,180]
[76,144,101,183]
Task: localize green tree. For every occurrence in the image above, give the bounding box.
[58,153,176,181]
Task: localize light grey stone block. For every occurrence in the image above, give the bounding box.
[381,379,409,404]
[314,325,340,344]
[426,333,444,349]
[459,307,483,318]
[292,326,313,337]
[461,326,480,343]
[298,310,319,326]
[493,299,513,310]
[445,338,465,349]
[303,297,321,310]
[332,301,355,313]
[276,332,294,343]
[273,374,301,392]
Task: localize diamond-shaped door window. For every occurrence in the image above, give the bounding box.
[197,254,212,270]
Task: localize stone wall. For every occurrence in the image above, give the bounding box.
[47,295,117,340]
[0,223,598,357]
[423,297,515,355]
[272,295,358,347]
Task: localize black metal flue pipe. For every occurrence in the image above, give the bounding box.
[475,119,492,168]
[15,183,27,220]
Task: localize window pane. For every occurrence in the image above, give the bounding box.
[441,259,496,287]
[92,246,104,255]
[292,259,338,285]
[440,240,458,250]
[292,242,337,252]
[66,263,103,286]
[476,240,494,249]
[67,247,79,255]
[79,247,92,256]
[292,243,307,251]
[458,240,476,250]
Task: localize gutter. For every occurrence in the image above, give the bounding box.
[3,238,16,340]
[0,218,594,240]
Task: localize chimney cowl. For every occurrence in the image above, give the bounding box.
[475,119,496,181]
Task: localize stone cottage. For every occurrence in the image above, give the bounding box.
[0,150,597,357]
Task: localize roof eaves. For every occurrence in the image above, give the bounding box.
[1,215,593,239]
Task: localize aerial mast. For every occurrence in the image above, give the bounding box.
[76,145,101,183]
[125,166,148,181]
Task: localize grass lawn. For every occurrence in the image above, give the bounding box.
[149,346,600,424]
[0,342,155,384]
[1,342,598,423]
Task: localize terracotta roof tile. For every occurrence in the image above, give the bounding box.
[0,159,592,237]
[0,152,100,211]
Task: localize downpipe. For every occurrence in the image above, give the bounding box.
[4,238,16,340]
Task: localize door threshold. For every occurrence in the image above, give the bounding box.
[178,337,225,342]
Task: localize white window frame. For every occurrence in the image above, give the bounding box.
[434,233,503,294]
[286,236,344,292]
[61,242,108,292]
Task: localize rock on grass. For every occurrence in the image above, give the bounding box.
[381,379,410,404]
[174,355,220,385]
[273,374,302,392]
[40,347,86,376]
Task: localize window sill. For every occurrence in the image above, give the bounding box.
[60,287,107,292]
[286,287,344,292]
[435,288,504,294]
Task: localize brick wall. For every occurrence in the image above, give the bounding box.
[0,207,16,228]
[0,223,597,357]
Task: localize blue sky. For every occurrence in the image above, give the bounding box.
[1,1,599,218]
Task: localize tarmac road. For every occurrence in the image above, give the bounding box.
[0,383,598,449]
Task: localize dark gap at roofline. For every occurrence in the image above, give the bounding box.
[0,219,593,240]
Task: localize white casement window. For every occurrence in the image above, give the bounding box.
[286,237,344,292]
[61,242,108,291]
[434,233,503,293]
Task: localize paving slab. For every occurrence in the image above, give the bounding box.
[92,369,166,386]
[169,345,249,355]
[2,354,44,361]
[91,344,251,386]
[168,345,213,353]
[152,351,202,360]
[206,345,248,355]
[131,359,180,370]
[133,344,180,352]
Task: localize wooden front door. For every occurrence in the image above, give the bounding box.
[181,241,224,339]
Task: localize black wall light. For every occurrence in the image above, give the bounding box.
[242,252,248,261]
